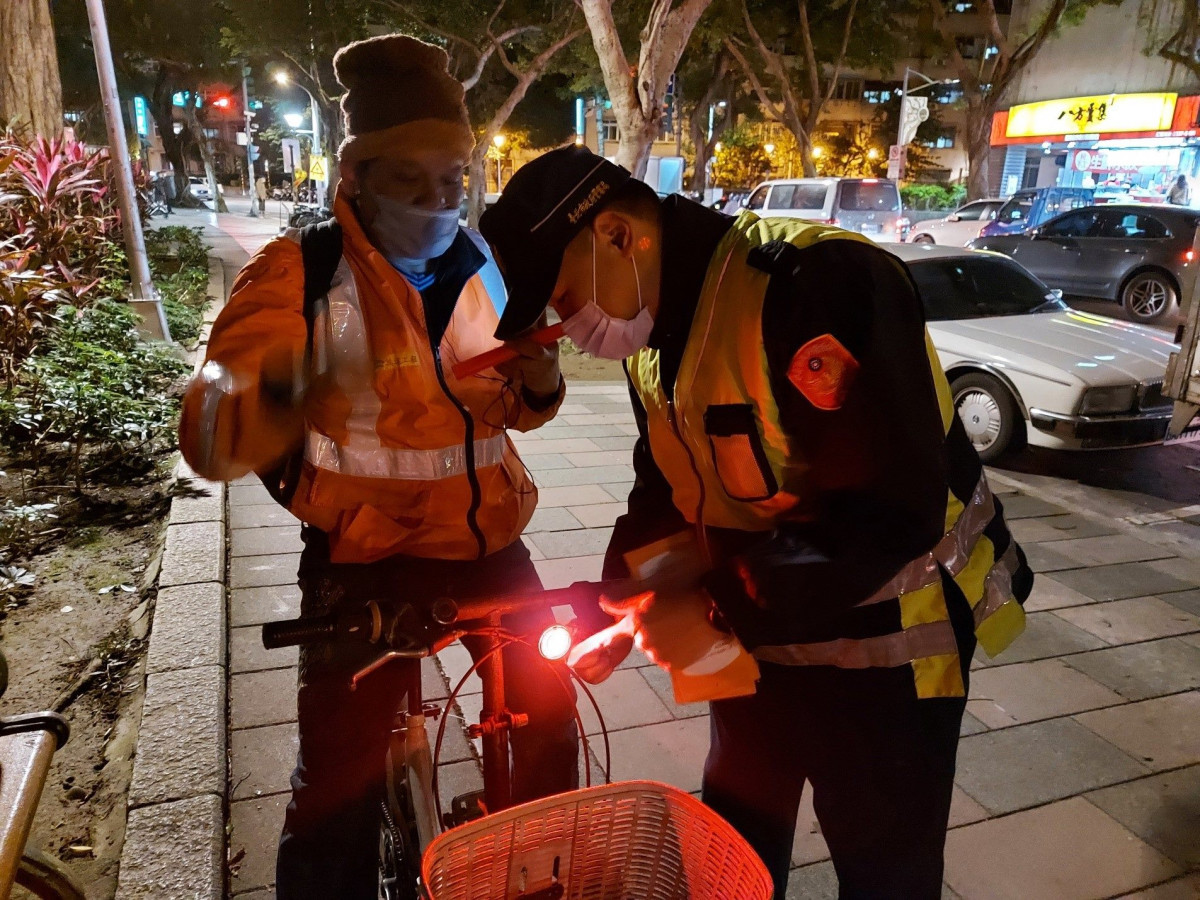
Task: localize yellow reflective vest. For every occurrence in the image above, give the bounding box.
[628,212,1028,699]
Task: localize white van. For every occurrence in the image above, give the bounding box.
[743,178,908,242]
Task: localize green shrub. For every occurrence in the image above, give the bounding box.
[0,300,188,488]
[900,183,968,211]
[157,266,211,345]
[146,226,209,277]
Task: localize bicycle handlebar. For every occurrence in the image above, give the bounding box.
[261,580,627,651]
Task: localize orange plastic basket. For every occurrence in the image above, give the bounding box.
[420,779,773,900]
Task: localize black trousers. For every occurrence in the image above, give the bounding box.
[275,536,579,900]
[703,660,968,899]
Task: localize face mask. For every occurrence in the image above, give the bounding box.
[561,231,653,360]
[365,191,460,263]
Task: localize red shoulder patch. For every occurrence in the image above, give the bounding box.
[787,333,859,411]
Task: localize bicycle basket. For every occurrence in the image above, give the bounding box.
[420,779,772,900]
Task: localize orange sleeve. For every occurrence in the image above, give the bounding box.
[179,238,308,481]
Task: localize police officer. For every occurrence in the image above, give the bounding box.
[479,146,1033,898]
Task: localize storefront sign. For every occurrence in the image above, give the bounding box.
[1005,93,1177,139]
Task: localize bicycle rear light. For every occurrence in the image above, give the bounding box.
[538,625,572,661]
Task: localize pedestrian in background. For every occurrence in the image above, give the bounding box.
[1169,174,1191,205]
[255,175,268,214]
[159,170,176,215]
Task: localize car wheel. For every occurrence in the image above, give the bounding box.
[1121,270,1177,323]
[951,373,1020,463]
[913,234,935,244]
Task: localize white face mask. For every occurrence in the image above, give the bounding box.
[561,231,653,360]
[366,192,460,263]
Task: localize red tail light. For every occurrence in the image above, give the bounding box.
[1186,249,1195,262]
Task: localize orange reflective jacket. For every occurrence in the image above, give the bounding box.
[180,193,561,563]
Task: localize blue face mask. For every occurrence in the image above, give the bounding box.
[365,192,460,263]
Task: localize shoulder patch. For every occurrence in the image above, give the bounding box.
[787,333,859,411]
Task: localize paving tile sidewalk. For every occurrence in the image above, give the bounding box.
[204,213,1198,899]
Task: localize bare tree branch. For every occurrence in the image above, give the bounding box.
[722,37,786,125]
[822,0,860,107]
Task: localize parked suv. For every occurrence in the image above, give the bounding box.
[743,177,907,242]
[978,186,1094,238]
[970,204,1198,323]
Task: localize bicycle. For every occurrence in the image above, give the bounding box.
[0,650,87,900]
[262,582,773,900]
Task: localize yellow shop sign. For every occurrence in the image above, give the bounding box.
[1006,92,1177,138]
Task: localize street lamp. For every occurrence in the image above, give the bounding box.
[490,134,507,191]
[812,146,824,159]
[764,143,775,155]
[275,69,324,204]
[283,112,305,129]
[867,147,880,160]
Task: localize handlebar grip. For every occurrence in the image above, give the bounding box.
[450,323,565,380]
[262,615,338,649]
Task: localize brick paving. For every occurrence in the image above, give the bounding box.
[200,210,1200,899]
[221,385,1200,900]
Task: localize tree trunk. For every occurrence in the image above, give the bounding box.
[467,150,488,229]
[182,102,229,212]
[963,98,994,200]
[149,78,191,200]
[0,0,63,137]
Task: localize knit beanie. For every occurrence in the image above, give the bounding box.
[333,34,474,178]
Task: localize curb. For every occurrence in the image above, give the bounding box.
[988,466,1200,562]
[116,258,229,900]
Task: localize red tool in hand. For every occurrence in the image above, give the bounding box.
[451,322,565,380]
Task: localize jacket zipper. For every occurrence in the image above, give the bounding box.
[667,398,710,562]
[432,344,487,560]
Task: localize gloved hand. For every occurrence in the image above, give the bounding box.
[566,591,646,685]
[602,590,744,674]
[495,313,562,397]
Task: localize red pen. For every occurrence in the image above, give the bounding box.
[451,322,565,380]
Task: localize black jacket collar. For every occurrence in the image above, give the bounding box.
[649,195,735,394]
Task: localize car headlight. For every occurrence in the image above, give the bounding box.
[1079,385,1137,415]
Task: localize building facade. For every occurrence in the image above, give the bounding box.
[990,0,1200,198]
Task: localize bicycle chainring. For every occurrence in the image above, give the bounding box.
[378,795,421,900]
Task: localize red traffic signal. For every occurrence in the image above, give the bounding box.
[212,95,233,110]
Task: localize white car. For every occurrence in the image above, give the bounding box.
[892,244,1177,461]
[907,199,1003,247]
[188,176,224,203]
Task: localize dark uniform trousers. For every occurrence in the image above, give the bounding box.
[275,532,579,900]
[703,639,971,898]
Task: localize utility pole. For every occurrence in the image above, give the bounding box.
[242,65,258,218]
[84,0,169,340]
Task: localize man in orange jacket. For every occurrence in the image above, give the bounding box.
[179,35,577,899]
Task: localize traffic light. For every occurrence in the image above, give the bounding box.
[212,95,233,110]
[242,64,255,97]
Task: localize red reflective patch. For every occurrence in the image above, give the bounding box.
[787,333,859,411]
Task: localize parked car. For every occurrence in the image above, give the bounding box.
[907,199,1003,246]
[187,175,224,204]
[978,186,1094,238]
[743,177,908,242]
[892,243,1177,461]
[969,204,1198,324]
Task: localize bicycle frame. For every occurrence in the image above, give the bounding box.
[0,713,73,899]
[362,609,519,860]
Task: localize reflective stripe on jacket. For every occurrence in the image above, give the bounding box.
[180,192,558,563]
[628,212,1026,699]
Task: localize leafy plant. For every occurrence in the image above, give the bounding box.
[157,266,211,345]
[0,502,58,555]
[900,183,968,211]
[145,226,209,276]
[0,238,70,382]
[0,300,189,489]
[0,131,124,279]
[711,125,773,190]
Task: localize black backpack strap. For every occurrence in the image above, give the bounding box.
[258,220,344,508]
